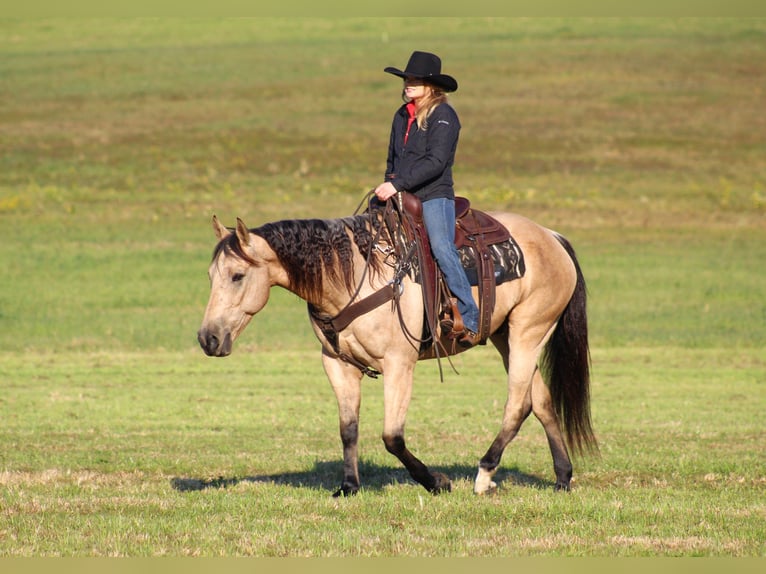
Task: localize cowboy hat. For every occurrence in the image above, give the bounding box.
[384,51,458,93]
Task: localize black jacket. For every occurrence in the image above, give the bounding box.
[385,101,460,202]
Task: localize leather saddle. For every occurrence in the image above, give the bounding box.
[395,193,511,353]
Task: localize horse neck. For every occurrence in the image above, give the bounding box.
[256,216,385,316]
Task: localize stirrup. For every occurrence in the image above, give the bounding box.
[440,297,464,339]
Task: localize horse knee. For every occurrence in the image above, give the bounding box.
[340,420,358,447]
[382,433,405,456]
[532,404,557,427]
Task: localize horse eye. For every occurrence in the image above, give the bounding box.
[231,273,245,283]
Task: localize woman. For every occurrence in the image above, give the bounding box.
[373,51,480,348]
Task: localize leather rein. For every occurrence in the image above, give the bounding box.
[308,192,422,378]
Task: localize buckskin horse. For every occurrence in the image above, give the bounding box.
[197,196,597,496]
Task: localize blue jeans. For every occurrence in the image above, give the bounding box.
[421,197,479,333]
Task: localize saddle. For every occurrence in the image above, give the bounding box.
[311,192,525,378]
[395,193,518,353]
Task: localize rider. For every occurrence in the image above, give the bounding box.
[373,51,480,348]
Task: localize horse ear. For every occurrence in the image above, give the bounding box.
[235,218,252,248]
[212,215,231,241]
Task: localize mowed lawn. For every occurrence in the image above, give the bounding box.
[0,18,764,557]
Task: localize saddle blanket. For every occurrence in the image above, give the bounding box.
[458,237,525,287]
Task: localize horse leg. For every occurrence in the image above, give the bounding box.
[474,381,533,494]
[322,350,364,497]
[490,328,573,491]
[381,360,451,494]
[475,327,553,494]
[531,369,573,491]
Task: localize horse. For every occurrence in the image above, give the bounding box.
[197,202,597,496]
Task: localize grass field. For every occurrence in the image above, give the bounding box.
[0,18,764,557]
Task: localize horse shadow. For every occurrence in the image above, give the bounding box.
[170,460,553,493]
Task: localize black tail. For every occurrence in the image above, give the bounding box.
[541,234,598,456]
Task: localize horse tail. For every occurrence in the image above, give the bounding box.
[542,234,599,457]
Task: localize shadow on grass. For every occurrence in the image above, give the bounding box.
[171,460,553,493]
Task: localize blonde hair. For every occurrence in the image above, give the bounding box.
[401,83,448,131]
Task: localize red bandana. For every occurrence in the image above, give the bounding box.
[404,101,417,145]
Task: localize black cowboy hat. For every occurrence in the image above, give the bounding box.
[384,51,458,93]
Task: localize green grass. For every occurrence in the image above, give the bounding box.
[1,348,763,556]
[0,18,765,556]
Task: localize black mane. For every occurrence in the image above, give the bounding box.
[213,214,383,304]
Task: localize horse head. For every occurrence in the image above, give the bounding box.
[197,215,276,357]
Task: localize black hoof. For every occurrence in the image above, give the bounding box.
[332,484,359,497]
[428,472,452,495]
[554,481,571,492]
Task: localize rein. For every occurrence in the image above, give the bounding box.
[309,192,417,378]
[308,192,458,380]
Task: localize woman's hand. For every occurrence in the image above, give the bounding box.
[373,181,398,201]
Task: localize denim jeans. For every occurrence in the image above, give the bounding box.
[421,197,480,333]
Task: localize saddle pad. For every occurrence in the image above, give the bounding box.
[458,237,526,287]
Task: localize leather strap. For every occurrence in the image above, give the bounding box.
[472,233,496,342]
[327,283,397,333]
[309,280,399,380]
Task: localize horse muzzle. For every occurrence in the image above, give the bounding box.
[197,328,233,357]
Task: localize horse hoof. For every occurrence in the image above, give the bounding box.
[473,467,498,495]
[332,484,359,497]
[429,472,452,494]
[474,481,497,495]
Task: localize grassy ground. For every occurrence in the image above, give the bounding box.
[0,347,763,556]
[0,18,764,556]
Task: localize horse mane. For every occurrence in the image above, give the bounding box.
[213,213,384,304]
